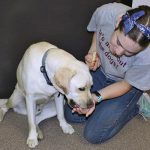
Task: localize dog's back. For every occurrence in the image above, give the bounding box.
[16,42,58,95]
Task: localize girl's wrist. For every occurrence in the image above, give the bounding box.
[93,91,103,103]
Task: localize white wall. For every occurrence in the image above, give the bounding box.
[132,0,150,8]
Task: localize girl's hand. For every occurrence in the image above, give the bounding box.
[85,51,101,71]
[72,105,95,117]
[72,94,97,117]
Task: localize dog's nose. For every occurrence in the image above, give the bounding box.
[87,100,94,108]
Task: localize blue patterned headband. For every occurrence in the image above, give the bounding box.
[122,10,150,40]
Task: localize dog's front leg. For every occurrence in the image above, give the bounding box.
[26,94,38,148]
[54,93,74,134]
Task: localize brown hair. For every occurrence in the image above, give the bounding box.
[118,5,150,48]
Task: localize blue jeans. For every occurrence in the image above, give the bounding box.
[64,68,143,144]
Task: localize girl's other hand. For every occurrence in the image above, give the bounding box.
[85,51,101,71]
[72,94,97,117]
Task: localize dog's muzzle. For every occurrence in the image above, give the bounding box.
[67,99,94,109]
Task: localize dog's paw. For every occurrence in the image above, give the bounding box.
[0,104,8,122]
[27,138,38,148]
[61,123,75,134]
[0,109,4,122]
[37,126,44,140]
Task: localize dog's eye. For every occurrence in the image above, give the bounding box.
[79,87,85,91]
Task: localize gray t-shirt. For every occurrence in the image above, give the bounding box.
[87,2,150,91]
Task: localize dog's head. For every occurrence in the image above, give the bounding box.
[53,64,94,109]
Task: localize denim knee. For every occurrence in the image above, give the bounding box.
[83,126,109,144]
[83,105,139,144]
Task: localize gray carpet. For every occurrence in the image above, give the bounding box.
[0,109,150,150]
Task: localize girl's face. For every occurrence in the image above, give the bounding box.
[110,29,142,57]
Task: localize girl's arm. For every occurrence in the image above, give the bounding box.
[97,80,132,101]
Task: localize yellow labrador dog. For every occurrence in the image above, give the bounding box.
[0,42,93,148]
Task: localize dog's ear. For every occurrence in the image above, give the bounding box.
[54,67,76,94]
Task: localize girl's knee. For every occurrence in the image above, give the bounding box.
[83,128,110,144]
[83,123,112,144]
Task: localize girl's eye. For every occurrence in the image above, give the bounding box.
[79,88,85,91]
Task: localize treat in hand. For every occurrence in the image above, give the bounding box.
[91,51,97,67]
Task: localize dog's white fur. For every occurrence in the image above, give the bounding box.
[0,42,93,148]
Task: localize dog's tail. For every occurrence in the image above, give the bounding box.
[0,99,9,122]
